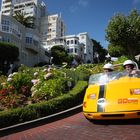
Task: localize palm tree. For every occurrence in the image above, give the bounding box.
[13,11,35,28]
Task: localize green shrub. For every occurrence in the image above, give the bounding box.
[11,72,33,91]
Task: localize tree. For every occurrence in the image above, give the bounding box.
[51,45,73,65]
[91,39,108,63]
[105,9,140,59]
[108,44,126,57]
[13,12,35,28]
[0,42,19,74]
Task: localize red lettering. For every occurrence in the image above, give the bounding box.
[118,98,138,104]
[118,99,122,104]
[123,98,128,103]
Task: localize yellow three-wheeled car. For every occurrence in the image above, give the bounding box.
[83,71,140,120]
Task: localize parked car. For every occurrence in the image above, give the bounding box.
[83,70,140,121]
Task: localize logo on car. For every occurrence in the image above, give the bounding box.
[118,98,138,104]
[97,98,106,105]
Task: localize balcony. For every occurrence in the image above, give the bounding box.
[25,44,39,53]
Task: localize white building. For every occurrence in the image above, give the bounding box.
[42,14,66,50]
[0,0,93,66]
[78,32,93,63]
[0,0,49,67]
[1,0,46,30]
[1,0,13,15]
[65,35,85,63]
[0,14,49,66]
[45,32,93,64]
[65,32,93,63]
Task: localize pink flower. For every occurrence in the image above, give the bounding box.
[31,79,40,85]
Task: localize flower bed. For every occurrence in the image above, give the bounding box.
[0,81,87,128]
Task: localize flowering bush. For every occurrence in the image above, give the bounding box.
[31,78,68,103]
[0,64,103,111]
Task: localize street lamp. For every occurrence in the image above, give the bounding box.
[50,57,53,65]
[94,52,99,63]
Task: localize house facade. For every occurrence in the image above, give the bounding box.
[0,14,49,66]
[0,0,49,66]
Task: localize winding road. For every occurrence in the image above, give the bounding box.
[1,111,140,140]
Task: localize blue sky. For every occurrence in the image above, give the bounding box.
[0,0,140,48]
[44,0,140,48]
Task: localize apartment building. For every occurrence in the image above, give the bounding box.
[13,0,46,30]
[42,14,66,50]
[0,0,49,66]
[0,0,93,66]
[65,35,84,63]
[45,32,93,64]
[0,14,49,66]
[1,0,13,16]
[65,32,93,63]
[1,0,46,30]
[78,32,93,63]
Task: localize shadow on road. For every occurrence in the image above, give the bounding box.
[90,119,140,125]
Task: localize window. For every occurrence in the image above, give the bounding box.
[75,48,77,53]
[67,40,69,45]
[2,20,10,25]
[48,28,51,32]
[2,36,10,42]
[75,40,77,44]
[71,40,73,44]
[2,26,9,32]
[69,48,73,53]
[52,17,56,20]
[26,37,32,44]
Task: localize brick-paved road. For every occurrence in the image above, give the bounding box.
[1,112,140,140]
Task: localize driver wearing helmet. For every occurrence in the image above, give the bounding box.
[123,60,140,77]
[99,63,114,84]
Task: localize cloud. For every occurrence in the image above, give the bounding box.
[69,0,89,13]
[69,6,78,13]
[78,0,89,7]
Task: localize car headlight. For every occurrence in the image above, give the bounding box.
[87,93,96,99]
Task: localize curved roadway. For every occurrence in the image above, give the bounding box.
[1,112,140,140]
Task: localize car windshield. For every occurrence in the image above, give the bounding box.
[88,71,140,85]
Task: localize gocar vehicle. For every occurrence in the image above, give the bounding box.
[83,71,140,120]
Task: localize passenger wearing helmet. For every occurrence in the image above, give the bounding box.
[99,63,114,84]
[103,63,114,72]
[123,60,140,77]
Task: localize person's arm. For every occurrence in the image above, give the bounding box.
[131,70,140,77]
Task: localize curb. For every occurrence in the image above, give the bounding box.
[0,104,82,137]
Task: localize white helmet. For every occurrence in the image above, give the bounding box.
[123,60,134,66]
[103,63,114,70]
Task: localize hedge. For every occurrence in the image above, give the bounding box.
[0,81,87,128]
[0,42,19,61]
